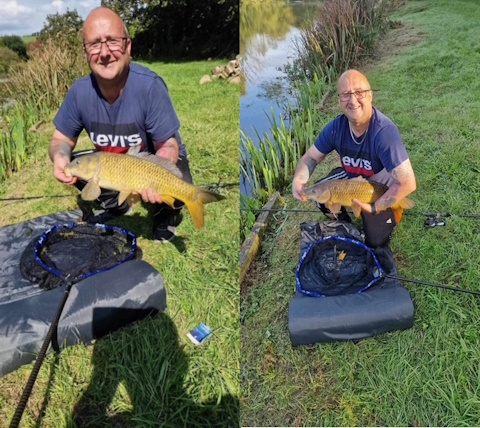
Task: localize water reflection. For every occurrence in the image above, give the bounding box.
[240,1,321,196]
[240,2,296,91]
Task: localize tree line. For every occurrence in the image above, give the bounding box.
[0,0,239,77]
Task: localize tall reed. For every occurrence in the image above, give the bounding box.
[6,38,87,113]
[240,74,329,205]
[288,0,391,84]
[0,38,87,181]
[0,106,31,181]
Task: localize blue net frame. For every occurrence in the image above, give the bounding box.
[296,235,384,298]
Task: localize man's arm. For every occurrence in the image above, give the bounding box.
[153,136,179,164]
[354,158,417,213]
[292,145,326,201]
[49,129,78,185]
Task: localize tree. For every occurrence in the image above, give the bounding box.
[101,0,145,37]
[0,36,28,60]
[101,0,239,59]
[38,9,84,51]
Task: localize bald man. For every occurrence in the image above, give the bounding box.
[292,69,416,247]
[48,7,192,242]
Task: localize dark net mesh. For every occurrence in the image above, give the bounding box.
[20,223,136,290]
[297,237,380,297]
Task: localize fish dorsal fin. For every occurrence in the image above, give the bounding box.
[350,176,369,183]
[127,145,142,156]
[126,146,183,179]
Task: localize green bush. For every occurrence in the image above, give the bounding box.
[0,35,28,60]
[0,46,20,77]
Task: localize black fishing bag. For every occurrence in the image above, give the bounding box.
[0,210,166,377]
[288,221,414,345]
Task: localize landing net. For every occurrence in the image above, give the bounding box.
[20,222,137,290]
[296,235,383,297]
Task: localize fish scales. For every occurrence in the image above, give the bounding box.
[64,150,225,229]
[317,179,388,206]
[302,177,414,222]
[97,152,197,202]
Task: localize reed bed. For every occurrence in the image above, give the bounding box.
[0,38,87,182]
[288,0,391,84]
[6,38,86,113]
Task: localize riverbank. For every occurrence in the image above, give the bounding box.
[241,0,480,426]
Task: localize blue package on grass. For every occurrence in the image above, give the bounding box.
[187,323,212,345]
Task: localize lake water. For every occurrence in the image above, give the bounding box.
[240,28,299,144]
[240,1,321,196]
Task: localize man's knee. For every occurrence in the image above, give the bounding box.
[361,209,396,248]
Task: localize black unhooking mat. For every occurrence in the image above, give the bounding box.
[288,221,414,346]
[0,210,166,377]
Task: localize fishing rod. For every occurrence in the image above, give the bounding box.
[240,207,480,226]
[200,181,239,190]
[383,274,480,297]
[241,207,480,217]
[240,207,325,213]
[0,194,72,201]
[9,279,74,428]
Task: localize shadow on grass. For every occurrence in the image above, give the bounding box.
[76,196,189,253]
[116,212,189,253]
[71,311,238,427]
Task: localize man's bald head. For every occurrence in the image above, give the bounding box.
[338,69,370,92]
[82,7,128,41]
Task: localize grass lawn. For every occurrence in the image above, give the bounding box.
[0,59,239,427]
[241,0,480,426]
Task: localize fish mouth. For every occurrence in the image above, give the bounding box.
[64,168,73,178]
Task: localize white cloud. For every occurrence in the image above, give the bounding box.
[0,0,34,23]
[0,0,100,36]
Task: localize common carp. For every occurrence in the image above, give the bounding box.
[64,147,225,229]
[302,176,414,223]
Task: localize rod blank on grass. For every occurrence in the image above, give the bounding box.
[241,207,480,219]
[385,274,480,297]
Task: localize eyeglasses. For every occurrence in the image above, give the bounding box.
[83,37,128,54]
[338,89,372,102]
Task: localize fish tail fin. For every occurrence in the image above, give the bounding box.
[186,189,225,229]
[391,197,415,224]
[393,207,404,224]
[185,200,205,229]
[398,198,415,209]
[198,189,226,204]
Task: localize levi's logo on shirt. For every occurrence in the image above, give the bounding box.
[342,156,374,176]
[90,122,143,152]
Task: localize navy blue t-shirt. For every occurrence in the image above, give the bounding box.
[53,62,186,157]
[314,108,408,179]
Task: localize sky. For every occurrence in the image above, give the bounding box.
[0,0,101,37]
